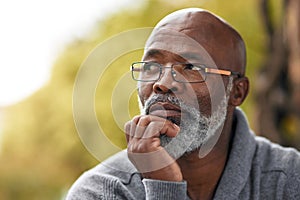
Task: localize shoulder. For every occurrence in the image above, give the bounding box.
[254,136,300,174]
[233,108,300,176]
[253,136,300,198]
[66,150,143,200]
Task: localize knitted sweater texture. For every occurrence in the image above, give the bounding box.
[66,108,300,199]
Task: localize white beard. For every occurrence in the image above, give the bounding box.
[140,77,233,159]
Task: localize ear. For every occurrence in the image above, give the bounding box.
[229,77,249,106]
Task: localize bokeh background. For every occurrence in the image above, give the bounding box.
[0,0,299,199]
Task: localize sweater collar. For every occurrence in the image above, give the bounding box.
[214,107,256,199]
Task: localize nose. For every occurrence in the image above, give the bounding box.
[153,67,184,94]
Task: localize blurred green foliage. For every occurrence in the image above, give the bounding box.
[0,0,267,199]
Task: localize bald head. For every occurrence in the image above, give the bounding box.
[145,8,246,76]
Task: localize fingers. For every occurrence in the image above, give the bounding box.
[124,115,180,141]
[124,121,131,143]
[124,116,142,142]
[124,115,183,179]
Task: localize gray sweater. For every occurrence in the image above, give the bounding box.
[66,108,300,199]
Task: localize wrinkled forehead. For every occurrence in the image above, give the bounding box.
[144,28,216,67]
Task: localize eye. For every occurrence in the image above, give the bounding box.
[183,63,202,71]
[143,62,153,70]
[142,62,160,73]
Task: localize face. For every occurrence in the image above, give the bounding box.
[137,9,245,156]
[139,27,232,118]
[137,39,232,157]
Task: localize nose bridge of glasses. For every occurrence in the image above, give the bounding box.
[159,64,176,81]
[160,63,173,70]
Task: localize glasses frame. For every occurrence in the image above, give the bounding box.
[130,61,242,83]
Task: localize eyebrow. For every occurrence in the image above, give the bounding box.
[143,49,163,59]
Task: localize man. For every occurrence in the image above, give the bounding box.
[67,8,300,199]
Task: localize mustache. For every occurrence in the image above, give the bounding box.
[143,94,182,115]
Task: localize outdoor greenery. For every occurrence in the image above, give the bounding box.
[0,0,292,199]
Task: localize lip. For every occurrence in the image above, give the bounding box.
[148,102,181,118]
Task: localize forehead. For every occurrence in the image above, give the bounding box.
[144,28,216,67]
[142,9,246,74]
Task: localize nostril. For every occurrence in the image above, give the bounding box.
[153,83,164,93]
[153,83,177,94]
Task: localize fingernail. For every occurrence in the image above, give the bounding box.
[173,124,180,132]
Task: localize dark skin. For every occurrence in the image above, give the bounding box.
[124,8,249,200]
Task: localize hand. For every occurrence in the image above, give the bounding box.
[124,115,183,182]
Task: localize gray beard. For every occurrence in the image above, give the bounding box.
[140,77,233,159]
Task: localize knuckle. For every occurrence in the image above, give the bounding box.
[127,141,136,152]
[132,115,141,123]
[145,123,162,135]
[139,115,150,122]
[124,122,131,132]
[138,115,152,126]
[128,140,149,153]
[136,143,144,152]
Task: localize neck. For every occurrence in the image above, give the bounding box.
[177,111,235,200]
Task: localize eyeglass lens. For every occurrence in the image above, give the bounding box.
[132,62,206,83]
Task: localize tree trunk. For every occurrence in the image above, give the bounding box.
[256,0,300,149]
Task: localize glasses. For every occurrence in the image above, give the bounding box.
[131,61,241,83]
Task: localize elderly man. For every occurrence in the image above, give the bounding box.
[67,8,300,199]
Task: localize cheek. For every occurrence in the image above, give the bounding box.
[196,78,228,116]
[182,83,212,115]
[138,82,153,106]
[194,86,212,115]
